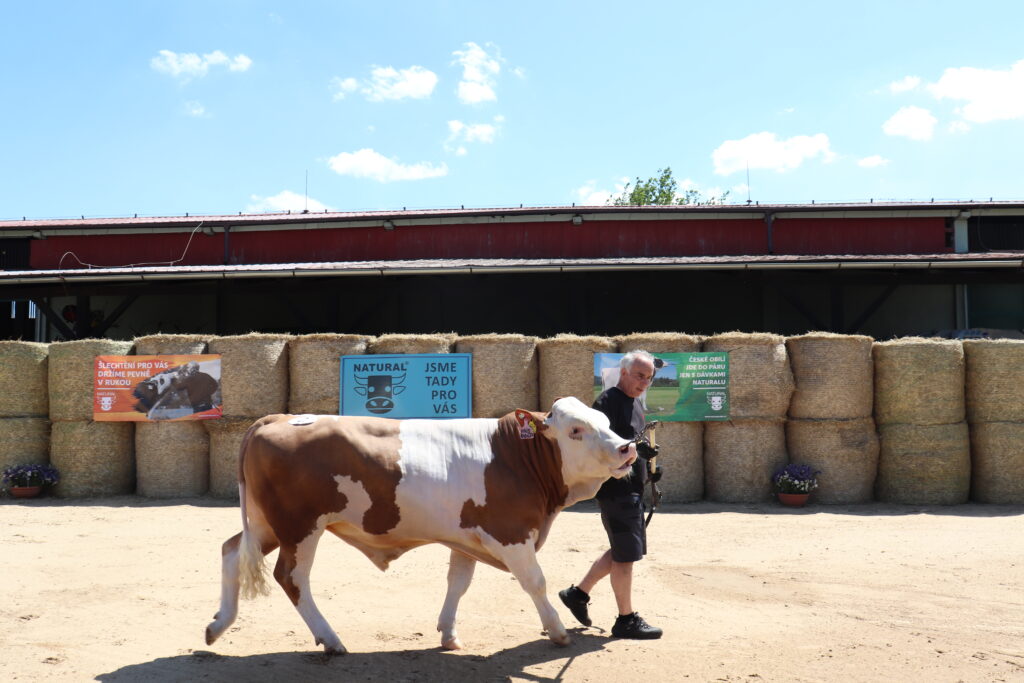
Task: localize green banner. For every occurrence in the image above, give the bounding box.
[594,352,729,421]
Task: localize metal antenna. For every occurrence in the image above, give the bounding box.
[304,170,309,212]
[746,161,751,204]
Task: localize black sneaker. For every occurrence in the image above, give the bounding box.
[611,612,662,639]
[558,585,592,627]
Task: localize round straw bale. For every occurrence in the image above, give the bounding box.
[369,334,452,354]
[50,421,134,497]
[455,334,539,417]
[786,418,879,503]
[208,333,291,418]
[962,339,1024,423]
[702,332,794,419]
[289,334,374,414]
[135,421,209,497]
[48,339,134,422]
[616,332,701,354]
[873,338,964,426]
[968,421,1024,504]
[0,417,50,472]
[649,421,703,503]
[537,335,617,410]
[133,334,209,355]
[704,419,787,503]
[0,341,49,417]
[205,417,255,499]
[876,422,969,504]
[787,333,874,419]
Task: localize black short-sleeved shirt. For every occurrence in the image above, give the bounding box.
[593,386,646,499]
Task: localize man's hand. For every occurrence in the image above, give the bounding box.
[649,466,664,484]
[636,441,659,460]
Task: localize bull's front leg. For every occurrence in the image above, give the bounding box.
[437,549,476,650]
[500,544,570,647]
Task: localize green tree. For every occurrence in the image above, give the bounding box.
[609,167,729,206]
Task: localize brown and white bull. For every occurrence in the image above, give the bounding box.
[205,396,637,654]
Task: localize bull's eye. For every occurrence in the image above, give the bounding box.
[569,426,583,441]
[618,445,630,454]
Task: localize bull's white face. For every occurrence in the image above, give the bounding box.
[544,397,637,483]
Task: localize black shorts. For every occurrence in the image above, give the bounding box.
[598,493,646,563]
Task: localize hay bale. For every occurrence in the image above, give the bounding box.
[649,421,703,503]
[786,418,879,503]
[205,417,255,499]
[873,338,964,426]
[135,422,209,497]
[876,422,970,504]
[369,334,453,354]
[969,422,1024,504]
[48,339,134,422]
[704,419,787,502]
[288,334,373,414]
[537,335,617,410]
[0,342,49,417]
[702,333,794,419]
[50,421,134,497]
[133,334,209,355]
[963,340,1024,423]
[455,334,539,417]
[616,332,701,354]
[208,334,291,418]
[787,333,874,419]
[0,417,50,472]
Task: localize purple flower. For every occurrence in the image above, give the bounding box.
[2,463,60,488]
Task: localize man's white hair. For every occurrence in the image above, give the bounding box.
[620,349,655,371]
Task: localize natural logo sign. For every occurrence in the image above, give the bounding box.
[594,352,729,421]
[340,354,472,419]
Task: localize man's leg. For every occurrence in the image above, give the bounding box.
[609,559,634,615]
[578,549,612,595]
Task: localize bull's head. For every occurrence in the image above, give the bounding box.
[353,373,406,414]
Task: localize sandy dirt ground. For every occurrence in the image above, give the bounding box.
[1,496,1022,683]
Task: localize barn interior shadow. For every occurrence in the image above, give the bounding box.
[95,630,608,683]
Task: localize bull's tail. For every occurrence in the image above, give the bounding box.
[236,420,271,600]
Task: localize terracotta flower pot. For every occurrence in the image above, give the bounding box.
[777,492,810,507]
[9,485,43,499]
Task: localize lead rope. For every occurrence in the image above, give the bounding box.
[644,423,661,528]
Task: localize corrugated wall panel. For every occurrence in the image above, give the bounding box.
[773,217,948,254]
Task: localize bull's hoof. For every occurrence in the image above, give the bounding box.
[549,632,571,647]
[205,625,218,646]
[441,637,464,651]
[315,636,347,655]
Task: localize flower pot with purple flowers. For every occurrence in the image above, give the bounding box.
[772,463,819,506]
[3,463,60,498]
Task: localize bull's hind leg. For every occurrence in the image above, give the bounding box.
[437,549,477,650]
[276,530,346,655]
[206,520,280,646]
[501,544,570,646]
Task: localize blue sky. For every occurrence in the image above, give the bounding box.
[3,1,1024,220]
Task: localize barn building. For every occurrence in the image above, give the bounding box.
[1,200,1022,341]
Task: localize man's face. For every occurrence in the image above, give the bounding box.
[617,357,655,398]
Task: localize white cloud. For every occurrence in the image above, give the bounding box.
[184,101,208,117]
[445,117,501,155]
[151,50,252,81]
[453,42,501,104]
[330,77,358,101]
[927,59,1024,123]
[573,178,629,206]
[948,120,971,134]
[882,105,937,140]
[246,190,333,213]
[858,155,890,168]
[712,132,835,175]
[361,66,438,101]
[327,148,448,182]
[889,75,921,93]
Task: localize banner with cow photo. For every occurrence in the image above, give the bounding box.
[94,355,223,422]
[340,354,472,419]
[594,352,729,421]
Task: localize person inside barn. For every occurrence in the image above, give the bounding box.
[558,349,664,639]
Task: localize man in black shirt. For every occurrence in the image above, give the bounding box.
[558,350,663,639]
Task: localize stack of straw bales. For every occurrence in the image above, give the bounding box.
[786,333,878,503]
[48,339,135,497]
[131,334,212,497]
[963,340,1024,503]
[873,338,969,504]
[369,333,453,355]
[617,333,703,503]
[208,333,291,418]
[0,342,50,476]
[455,334,538,417]
[289,334,373,414]
[205,417,255,499]
[702,333,794,502]
[537,334,617,410]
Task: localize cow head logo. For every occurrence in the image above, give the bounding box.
[353,373,406,414]
[707,391,726,411]
[99,395,114,411]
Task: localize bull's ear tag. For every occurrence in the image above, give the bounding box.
[288,415,318,426]
[514,409,536,439]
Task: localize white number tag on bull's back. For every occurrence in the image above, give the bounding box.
[288,415,318,426]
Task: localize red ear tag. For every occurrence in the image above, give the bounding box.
[515,409,536,439]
